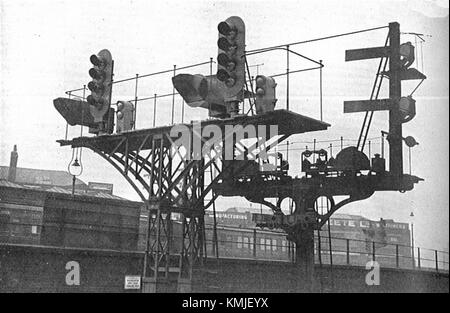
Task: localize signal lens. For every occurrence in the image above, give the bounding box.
[256,76,265,87]
[256,87,265,96]
[404,136,418,147]
[217,69,230,82]
[87,95,96,106]
[226,61,236,71]
[399,42,413,58]
[87,81,103,93]
[218,21,231,35]
[225,77,236,87]
[90,54,102,67]
[217,53,230,67]
[89,68,104,80]
[218,37,232,52]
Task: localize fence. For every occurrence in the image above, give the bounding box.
[133,220,449,273]
[149,223,449,273]
[2,217,448,274]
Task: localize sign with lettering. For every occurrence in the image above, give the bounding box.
[124,276,141,290]
[217,213,247,220]
[88,182,114,195]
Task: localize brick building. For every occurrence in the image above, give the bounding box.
[0,145,142,250]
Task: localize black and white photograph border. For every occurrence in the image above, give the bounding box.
[0,0,448,296]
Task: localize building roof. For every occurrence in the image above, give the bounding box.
[0,166,86,187]
[0,179,24,189]
[222,207,368,220]
[332,213,370,221]
[222,207,273,215]
[0,178,136,202]
[210,206,372,222]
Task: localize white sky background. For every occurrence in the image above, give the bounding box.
[0,0,448,252]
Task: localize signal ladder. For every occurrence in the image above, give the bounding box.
[244,58,257,115]
[357,36,389,152]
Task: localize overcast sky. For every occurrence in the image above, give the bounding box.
[1,0,448,253]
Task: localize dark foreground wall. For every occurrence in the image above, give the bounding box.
[193,258,449,293]
[0,244,143,292]
[0,244,447,293]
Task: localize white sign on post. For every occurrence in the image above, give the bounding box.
[124,276,141,290]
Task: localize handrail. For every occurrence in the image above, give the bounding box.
[245,25,389,54]
[1,219,448,272]
[64,59,215,96]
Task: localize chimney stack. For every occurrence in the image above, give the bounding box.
[7,145,18,182]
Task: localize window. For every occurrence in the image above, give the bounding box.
[260,238,265,251]
[12,224,23,234]
[237,236,243,249]
[243,237,249,249]
[266,239,271,251]
[218,233,227,246]
[226,236,233,248]
[282,240,287,252]
[0,213,10,232]
[250,237,254,250]
[272,239,277,251]
[31,225,38,234]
